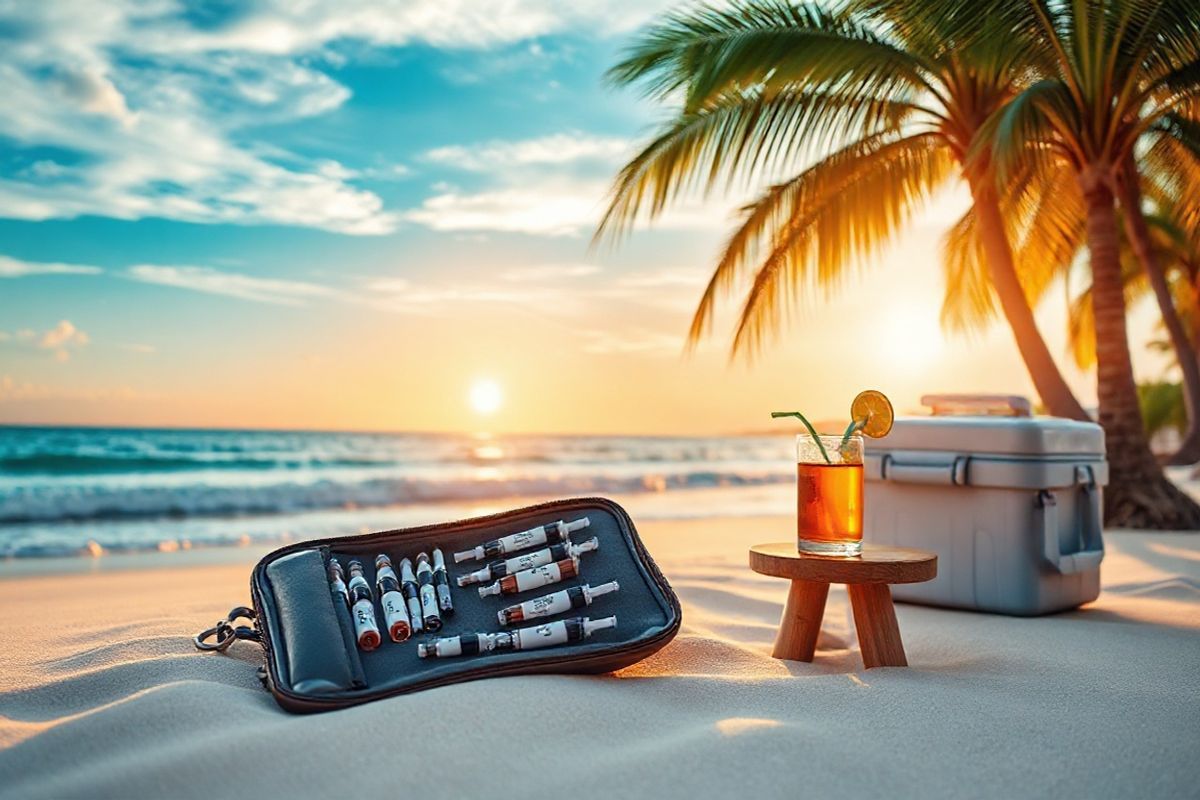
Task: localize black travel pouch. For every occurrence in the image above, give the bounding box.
[196,497,681,713]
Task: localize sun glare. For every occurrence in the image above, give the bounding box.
[469,379,503,415]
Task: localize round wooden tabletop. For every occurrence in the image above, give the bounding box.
[749,542,937,585]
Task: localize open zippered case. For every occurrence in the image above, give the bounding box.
[196,497,681,713]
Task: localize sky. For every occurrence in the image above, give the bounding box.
[0,0,1177,435]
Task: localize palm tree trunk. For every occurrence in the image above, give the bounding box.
[1115,160,1200,464]
[967,178,1089,420]
[1079,168,1200,528]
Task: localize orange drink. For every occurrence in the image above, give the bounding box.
[795,434,863,556]
[773,391,892,557]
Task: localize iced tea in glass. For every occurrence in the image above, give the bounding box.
[795,433,863,556]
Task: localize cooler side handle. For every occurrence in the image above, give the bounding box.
[878,454,969,486]
[1035,471,1104,575]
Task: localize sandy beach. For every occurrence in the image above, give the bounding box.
[1,515,1197,799]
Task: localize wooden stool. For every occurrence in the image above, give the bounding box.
[749,542,937,668]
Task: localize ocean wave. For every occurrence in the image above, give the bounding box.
[0,470,790,524]
[0,452,398,475]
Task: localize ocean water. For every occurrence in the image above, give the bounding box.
[0,427,795,558]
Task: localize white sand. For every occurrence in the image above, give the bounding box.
[1,516,1197,799]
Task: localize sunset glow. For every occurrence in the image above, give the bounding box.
[469,379,504,416]
[0,4,1177,435]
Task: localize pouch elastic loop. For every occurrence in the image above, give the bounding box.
[194,605,262,652]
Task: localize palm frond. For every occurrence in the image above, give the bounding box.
[593,84,919,245]
[986,79,1079,179]
[938,206,998,333]
[716,131,954,356]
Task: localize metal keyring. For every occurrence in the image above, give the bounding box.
[194,621,236,651]
[194,606,258,652]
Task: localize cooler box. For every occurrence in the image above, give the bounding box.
[864,404,1107,616]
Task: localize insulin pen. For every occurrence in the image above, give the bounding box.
[416,552,443,632]
[374,554,412,643]
[453,517,591,563]
[328,558,350,610]
[417,616,617,658]
[346,559,382,651]
[432,548,454,616]
[458,537,599,586]
[498,581,620,626]
[400,557,424,633]
[477,556,580,598]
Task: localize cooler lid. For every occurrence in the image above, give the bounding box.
[869,416,1105,457]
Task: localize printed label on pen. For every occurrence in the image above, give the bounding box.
[513,562,562,592]
[516,620,569,649]
[528,590,571,617]
[501,527,545,553]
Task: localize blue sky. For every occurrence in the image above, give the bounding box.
[0,1,1172,433]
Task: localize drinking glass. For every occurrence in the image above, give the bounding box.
[795,433,863,556]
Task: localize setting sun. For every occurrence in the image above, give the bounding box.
[469,379,503,415]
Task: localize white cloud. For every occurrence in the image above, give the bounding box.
[425,133,631,171]
[0,320,94,362]
[578,328,682,357]
[404,174,737,237]
[40,320,88,350]
[404,180,609,236]
[359,275,574,315]
[0,1,675,235]
[616,268,709,289]
[0,255,102,278]
[501,264,600,281]
[127,264,340,306]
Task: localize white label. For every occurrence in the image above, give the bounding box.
[521,590,571,620]
[352,599,379,641]
[514,562,562,593]
[508,548,553,573]
[381,592,409,635]
[500,527,547,554]
[405,595,423,631]
[419,584,439,619]
[515,620,568,650]
[435,637,464,657]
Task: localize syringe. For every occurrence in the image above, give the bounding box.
[453,517,590,563]
[417,616,617,659]
[477,555,580,598]
[498,581,620,626]
[457,537,599,586]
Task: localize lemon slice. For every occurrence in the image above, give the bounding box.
[850,390,894,438]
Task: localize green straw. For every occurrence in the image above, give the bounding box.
[839,417,866,462]
[771,411,831,465]
[840,417,865,449]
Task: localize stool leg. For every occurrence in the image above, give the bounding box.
[847,583,906,668]
[772,579,829,661]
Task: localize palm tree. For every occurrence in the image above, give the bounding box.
[593,0,1088,421]
[1115,146,1200,464]
[947,140,1200,463]
[987,0,1200,526]
[1067,202,1199,387]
